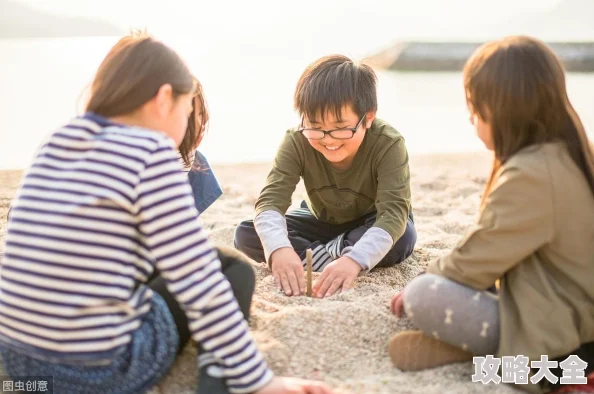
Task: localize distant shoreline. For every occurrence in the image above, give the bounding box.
[365,41,594,72]
[0,0,124,39]
[0,150,492,173]
[0,35,120,40]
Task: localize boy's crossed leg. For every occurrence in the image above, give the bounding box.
[234,201,416,271]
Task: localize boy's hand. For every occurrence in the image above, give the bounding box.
[270,247,305,296]
[313,256,361,298]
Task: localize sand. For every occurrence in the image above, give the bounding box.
[0,152,534,394]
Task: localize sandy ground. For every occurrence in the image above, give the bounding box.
[0,152,549,393]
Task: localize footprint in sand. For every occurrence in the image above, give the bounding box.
[419,181,448,191]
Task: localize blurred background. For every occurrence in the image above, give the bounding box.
[0,0,593,169]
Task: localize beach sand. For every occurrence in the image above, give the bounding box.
[0,152,530,393]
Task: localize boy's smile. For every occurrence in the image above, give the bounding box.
[301,105,375,170]
[322,144,343,151]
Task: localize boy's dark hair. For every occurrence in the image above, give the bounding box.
[294,55,377,122]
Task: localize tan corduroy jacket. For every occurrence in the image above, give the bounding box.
[427,142,594,393]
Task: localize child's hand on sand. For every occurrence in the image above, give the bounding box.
[270,247,306,296]
[313,256,361,298]
[390,291,404,317]
[257,376,335,394]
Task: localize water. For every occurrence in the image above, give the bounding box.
[0,37,593,169]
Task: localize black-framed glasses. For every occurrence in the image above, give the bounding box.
[298,113,366,140]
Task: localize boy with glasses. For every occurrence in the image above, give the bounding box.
[235,55,416,298]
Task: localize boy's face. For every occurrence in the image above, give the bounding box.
[301,106,375,169]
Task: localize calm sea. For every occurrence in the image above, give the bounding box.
[0,37,592,169]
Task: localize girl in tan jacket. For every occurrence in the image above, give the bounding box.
[388,36,594,393]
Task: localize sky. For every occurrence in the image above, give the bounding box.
[2,0,592,169]
[15,0,565,44]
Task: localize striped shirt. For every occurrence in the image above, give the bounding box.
[0,113,273,393]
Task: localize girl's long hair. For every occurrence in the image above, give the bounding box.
[463,36,594,206]
[179,78,209,169]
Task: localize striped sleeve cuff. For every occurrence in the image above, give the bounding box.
[228,364,274,393]
[187,278,275,393]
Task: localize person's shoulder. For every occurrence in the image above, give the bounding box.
[106,125,174,149]
[366,119,408,165]
[76,113,171,149]
[284,126,304,140]
[59,115,175,157]
[268,127,308,168]
[496,143,573,194]
[279,126,310,151]
[368,118,405,143]
[504,142,564,172]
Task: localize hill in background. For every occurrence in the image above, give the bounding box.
[0,0,124,38]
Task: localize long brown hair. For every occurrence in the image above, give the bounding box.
[179,78,209,169]
[463,36,594,206]
[86,32,194,118]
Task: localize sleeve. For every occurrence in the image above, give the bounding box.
[343,227,393,273]
[254,210,292,263]
[426,164,554,290]
[135,140,273,393]
[254,131,303,217]
[373,138,411,243]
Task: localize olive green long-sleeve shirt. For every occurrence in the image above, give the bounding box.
[255,118,411,244]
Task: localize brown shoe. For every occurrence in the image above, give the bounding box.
[388,330,473,371]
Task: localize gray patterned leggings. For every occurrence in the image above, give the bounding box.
[402,273,500,355]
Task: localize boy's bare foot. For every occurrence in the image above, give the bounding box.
[388,330,473,371]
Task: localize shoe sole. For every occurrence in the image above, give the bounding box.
[388,330,473,371]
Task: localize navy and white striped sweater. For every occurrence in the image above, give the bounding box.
[0,113,272,393]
